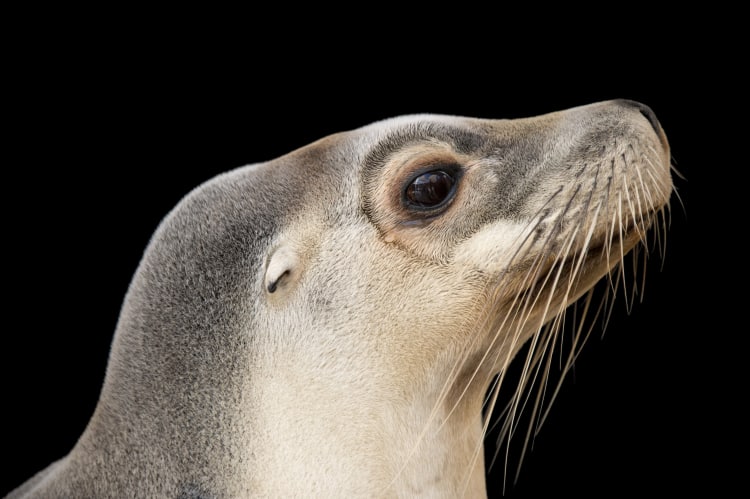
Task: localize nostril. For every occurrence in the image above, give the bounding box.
[615,99,662,134]
[636,104,661,135]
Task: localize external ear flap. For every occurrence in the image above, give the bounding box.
[265,244,300,295]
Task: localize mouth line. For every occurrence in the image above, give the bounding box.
[490,211,657,315]
[530,222,645,298]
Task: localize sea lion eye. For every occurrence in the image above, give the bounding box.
[404,170,457,209]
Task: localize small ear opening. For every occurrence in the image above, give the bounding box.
[265,244,300,295]
[266,270,289,293]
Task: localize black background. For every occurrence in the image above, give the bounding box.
[3,20,700,498]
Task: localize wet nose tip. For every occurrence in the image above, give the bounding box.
[615,98,662,134]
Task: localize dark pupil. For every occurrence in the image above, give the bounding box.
[405,171,455,207]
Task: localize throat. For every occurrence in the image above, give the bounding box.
[381,394,489,498]
[255,355,492,498]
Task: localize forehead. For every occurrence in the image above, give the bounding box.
[361,115,494,158]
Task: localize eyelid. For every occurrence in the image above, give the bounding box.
[404,162,462,182]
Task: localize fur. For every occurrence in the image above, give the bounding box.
[6,99,674,498]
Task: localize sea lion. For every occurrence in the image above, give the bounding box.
[5,99,674,498]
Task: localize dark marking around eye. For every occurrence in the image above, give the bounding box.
[404,170,457,209]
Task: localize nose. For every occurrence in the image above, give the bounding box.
[614,99,662,135]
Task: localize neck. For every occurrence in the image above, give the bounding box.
[252,351,492,498]
[382,398,489,497]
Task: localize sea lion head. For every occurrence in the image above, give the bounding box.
[7,99,673,498]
